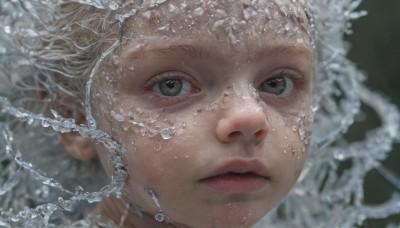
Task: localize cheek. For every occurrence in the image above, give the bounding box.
[120,127,193,186]
[268,113,311,183]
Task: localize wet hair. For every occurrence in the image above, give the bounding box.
[15,3,121,114]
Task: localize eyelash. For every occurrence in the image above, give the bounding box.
[258,69,305,99]
[142,71,200,103]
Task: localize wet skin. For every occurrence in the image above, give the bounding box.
[90,1,313,227]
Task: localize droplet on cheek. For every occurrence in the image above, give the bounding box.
[155,210,165,222]
[111,111,124,122]
[160,128,175,140]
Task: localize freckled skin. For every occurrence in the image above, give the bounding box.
[90,1,313,227]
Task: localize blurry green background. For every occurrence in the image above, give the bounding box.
[346,1,400,227]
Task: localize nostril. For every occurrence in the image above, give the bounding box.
[255,129,266,139]
[228,131,242,139]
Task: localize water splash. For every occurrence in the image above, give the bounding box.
[0,0,399,227]
[144,188,165,223]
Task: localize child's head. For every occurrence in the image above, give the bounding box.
[64,1,313,227]
[6,0,313,227]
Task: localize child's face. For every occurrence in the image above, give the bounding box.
[91,1,312,227]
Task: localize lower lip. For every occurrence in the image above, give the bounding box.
[200,173,268,193]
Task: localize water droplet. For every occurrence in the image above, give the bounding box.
[115,9,137,23]
[111,111,124,122]
[160,128,174,140]
[4,25,11,34]
[154,210,164,222]
[41,119,50,127]
[151,0,167,5]
[154,143,162,151]
[122,123,130,131]
[193,7,204,15]
[27,117,34,125]
[168,3,176,12]
[243,6,258,20]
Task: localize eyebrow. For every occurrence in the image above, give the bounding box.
[121,43,312,62]
[121,44,211,60]
[254,44,312,62]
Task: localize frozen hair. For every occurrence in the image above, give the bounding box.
[1,0,399,227]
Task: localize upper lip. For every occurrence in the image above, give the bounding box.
[200,159,270,180]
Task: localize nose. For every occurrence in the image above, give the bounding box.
[216,100,268,144]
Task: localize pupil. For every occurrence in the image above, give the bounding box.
[269,80,278,87]
[259,77,286,95]
[166,80,176,88]
[159,79,183,96]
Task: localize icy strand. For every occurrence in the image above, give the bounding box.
[144,188,165,223]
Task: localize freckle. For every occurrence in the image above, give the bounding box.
[197,109,203,113]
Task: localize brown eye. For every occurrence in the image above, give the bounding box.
[153,78,192,96]
[259,77,294,96]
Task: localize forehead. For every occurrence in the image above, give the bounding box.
[121,0,310,48]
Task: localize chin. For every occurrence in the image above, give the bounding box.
[205,202,270,228]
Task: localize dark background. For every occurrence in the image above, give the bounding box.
[346,1,400,227]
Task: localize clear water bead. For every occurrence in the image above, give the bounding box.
[160,128,174,140]
[111,111,124,122]
[154,210,165,222]
[151,0,167,5]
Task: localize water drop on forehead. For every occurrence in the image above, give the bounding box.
[243,6,258,20]
[193,7,204,16]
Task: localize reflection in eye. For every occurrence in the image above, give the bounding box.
[259,76,294,96]
[152,78,192,96]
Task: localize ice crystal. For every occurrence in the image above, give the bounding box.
[160,128,175,140]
